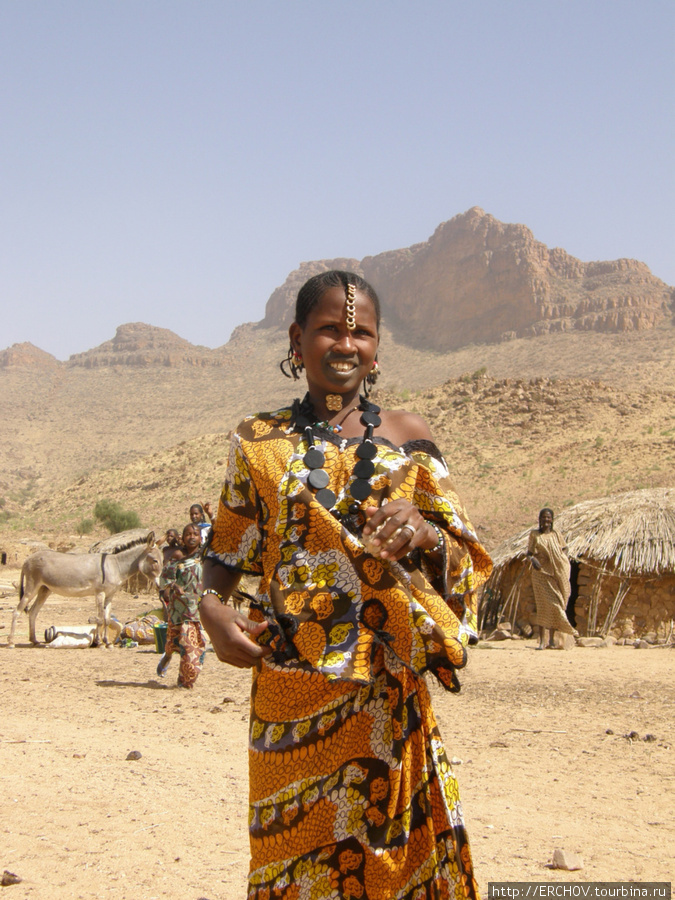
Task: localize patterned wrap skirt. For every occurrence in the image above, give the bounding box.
[247,644,478,900]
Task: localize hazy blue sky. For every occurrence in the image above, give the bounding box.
[2,0,673,360]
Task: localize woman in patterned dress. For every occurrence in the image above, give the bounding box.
[157,523,206,687]
[200,271,491,899]
[527,508,577,649]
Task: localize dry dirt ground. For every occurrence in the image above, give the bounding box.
[1,583,672,899]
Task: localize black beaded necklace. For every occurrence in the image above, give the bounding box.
[294,393,381,532]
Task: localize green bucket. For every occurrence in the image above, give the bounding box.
[153,623,168,654]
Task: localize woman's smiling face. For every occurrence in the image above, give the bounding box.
[289,285,379,399]
[539,509,553,532]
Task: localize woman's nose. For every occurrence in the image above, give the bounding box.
[333,330,355,352]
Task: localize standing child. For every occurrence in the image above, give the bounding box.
[157,523,205,688]
[189,503,215,544]
[161,528,184,565]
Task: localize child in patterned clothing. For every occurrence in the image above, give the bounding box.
[157,523,205,688]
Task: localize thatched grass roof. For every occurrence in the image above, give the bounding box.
[489,488,675,575]
[89,528,154,555]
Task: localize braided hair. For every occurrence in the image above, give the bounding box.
[280,270,381,380]
[295,270,380,328]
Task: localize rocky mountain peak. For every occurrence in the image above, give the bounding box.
[67,322,224,368]
[0,342,61,369]
[260,208,673,351]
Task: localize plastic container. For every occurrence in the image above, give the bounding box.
[45,625,96,644]
[153,623,168,654]
[45,632,94,649]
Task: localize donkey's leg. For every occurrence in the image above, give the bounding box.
[27,586,51,645]
[102,596,115,648]
[9,571,35,647]
[8,589,33,647]
[94,591,107,647]
[8,609,18,648]
[9,606,24,648]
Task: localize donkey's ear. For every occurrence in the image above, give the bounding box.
[146,531,155,546]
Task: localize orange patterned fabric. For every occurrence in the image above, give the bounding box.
[207,406,492,899]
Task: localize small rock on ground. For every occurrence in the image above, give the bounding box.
[551,848,584,870]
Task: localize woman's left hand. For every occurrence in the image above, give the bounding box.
[362,501,435,561]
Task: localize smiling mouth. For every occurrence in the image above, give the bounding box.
[328,360,357,373]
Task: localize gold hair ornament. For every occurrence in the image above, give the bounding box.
[345,283,357,331]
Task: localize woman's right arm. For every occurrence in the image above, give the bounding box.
[199,559,271,668]
[526,531,542,569]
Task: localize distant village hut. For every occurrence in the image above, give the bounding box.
[480,488,675,642]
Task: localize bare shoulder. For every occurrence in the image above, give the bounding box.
[380,408,434,446]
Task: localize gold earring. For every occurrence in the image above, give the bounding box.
[367,359,380,384]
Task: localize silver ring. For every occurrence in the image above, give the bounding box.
[400,524,416,541]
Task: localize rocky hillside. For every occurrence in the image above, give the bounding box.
[8,374,673,554]
[260,208,673,350]
[1,316,674,522]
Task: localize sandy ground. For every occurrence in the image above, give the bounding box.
[0,584,673,899]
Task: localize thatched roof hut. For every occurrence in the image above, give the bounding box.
[481,488,675,642]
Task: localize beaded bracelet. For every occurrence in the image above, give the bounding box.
[424,523,444,553]
[198,588,226,606]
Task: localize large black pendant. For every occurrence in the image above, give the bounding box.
[350,479,372,501]
[353,458,375,479]
[356,441,377,460]
[360,410,381,428]
[304,446,325,469]
[297,395,381,520]
[315,488,337,509]
[308,468,330,489]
